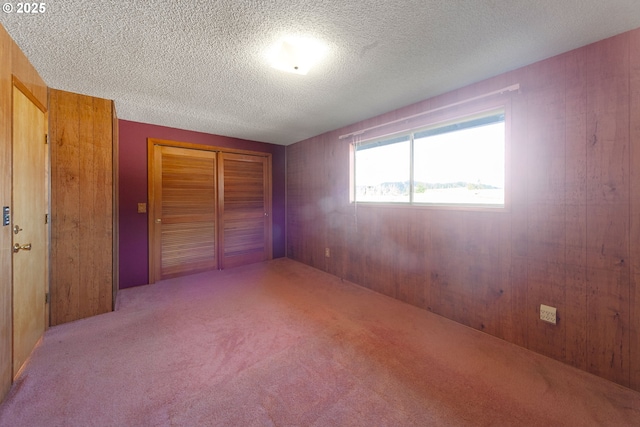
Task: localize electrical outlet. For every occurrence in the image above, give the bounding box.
[540,304,557,325]
[325,248,330,258]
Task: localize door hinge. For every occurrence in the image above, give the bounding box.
[45,134,48,145]
[45,292,50,304]
[45,213,49,224]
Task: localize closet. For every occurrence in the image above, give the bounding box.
[148,139,272,282]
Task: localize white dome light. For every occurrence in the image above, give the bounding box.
[267,37,327,75]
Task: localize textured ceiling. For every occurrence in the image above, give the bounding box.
[2,1,640,145]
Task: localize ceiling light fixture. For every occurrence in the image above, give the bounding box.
[267,37,327,75]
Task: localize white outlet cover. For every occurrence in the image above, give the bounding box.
[540,304,557,325]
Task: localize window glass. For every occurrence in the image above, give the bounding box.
[413,114,505,205]
[355,135,410,203]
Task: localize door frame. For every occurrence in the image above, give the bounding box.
[147,138,272,284]
[11,76,49,377]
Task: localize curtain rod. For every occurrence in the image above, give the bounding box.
[338,83,520,140]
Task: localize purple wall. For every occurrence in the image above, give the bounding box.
[118,119,286,288]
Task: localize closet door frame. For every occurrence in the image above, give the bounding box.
[147,138,272,284]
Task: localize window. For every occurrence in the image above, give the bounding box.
[353,108,506,207]
[354,135,411,203]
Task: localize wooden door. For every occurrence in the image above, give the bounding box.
[218,153,272,269]
[12,86,47,377]
[150,145,218,281]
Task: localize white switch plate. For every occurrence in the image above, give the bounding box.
[540,304,557,325]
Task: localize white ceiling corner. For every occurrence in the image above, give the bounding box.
[2,0,640,145]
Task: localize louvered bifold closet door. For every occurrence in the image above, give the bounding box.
[153,146,218,279]
[218,152,272,269]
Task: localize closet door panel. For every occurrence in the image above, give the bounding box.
[151,146,217,280]
[219,153,272,269]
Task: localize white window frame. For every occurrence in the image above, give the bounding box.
[351,104,509,210]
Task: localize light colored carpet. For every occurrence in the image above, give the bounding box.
[1,258,639,426]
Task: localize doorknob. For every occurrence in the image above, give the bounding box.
[13,243,32,253]
[13,225,23,234]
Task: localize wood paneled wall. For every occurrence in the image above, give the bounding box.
[49,89,116,326]
[287,28,640,391]
[0,24,47,401]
